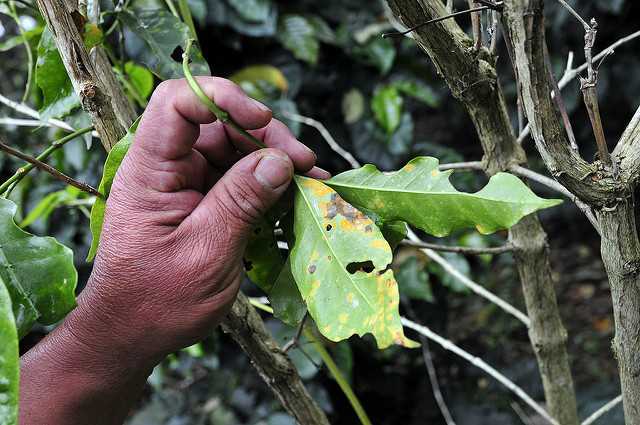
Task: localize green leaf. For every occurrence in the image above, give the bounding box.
[120,9,210,80]
[0,276,18,425]
[371,85,403,134]
[20,186,83,228]
[226,0,272,22]
[269,258,307,327]
[35,28,79,120]
[87,118,140,261]
[244,220,283,293]
[326,157,562,237]
[0,198,77,338]
[290,176,418,349]
[0,25,42,52]
[392,80,440,108]
[230,65,288,92]
[277,14,319,65]
[125,62,154,100]
[351,37,396,74]
[396,257,434,302]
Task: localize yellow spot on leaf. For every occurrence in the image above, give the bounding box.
[309,280,321,297]
[404,163,415,172]
[371,239,388,249]
[339,313,349,324]
[340,219,355,231]
[303,178,333,196]
[431,169,439,177]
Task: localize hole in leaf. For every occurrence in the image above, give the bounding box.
[171,46,184,63]
[326,224,332,231]
[346,261,375,274]
[243,259,253,271]
[308,264,316,274]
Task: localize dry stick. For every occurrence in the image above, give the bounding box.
[381,6,491,38]
[402,239,513,255]
[401,318,557,425]
[281,111,362,169]
[420,337,457,425]
[517,30,640,144]
[0,136,102,198]
[581,395,623,425]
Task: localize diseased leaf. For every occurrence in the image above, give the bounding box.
[87,118,140,261]
[269,258,307,327]
[244,219,283,293]
[290,176,418,349]
[277,14,319,65]
[326,157,562,237]
[371,85,403,134]
[120,9,210,80]
[0,198,77,338]
[36,28,79,120]
[0,276,18,425]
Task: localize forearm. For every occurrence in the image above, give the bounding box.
[19,295,158,425]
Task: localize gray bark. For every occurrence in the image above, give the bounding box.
[501,1,640,423]
[386,1,579,423]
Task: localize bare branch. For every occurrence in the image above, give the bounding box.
[0,135,102,198]
[554,0,590,30]
[401,317,557,425]
[382,6,491,38]
[438,161,484,171]
[581,395,623,425]
[420,339,457,425]
[0,93,74,132]
[402,239,513,255]
[544,44,578,152]
[281,111,362,169]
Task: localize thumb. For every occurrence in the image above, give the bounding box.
[189,148,294,249]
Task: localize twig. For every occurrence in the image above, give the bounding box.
[182,39,265,150]
[401,317,557,425]
[0,135,102,198]
[554,0,591,30]
[421,337,457,425]
[282,313,308,353]
[581,395,623,425]
[402,239,513,255]
[0,94,74,132]
[407,229,531,326]
[281,111,362,169]
[510,165,600,234]
[438,161,484,171]
[511,402,535,425]
[7,0,34,103]
[0,126,93,195]
[382,6,492,38]
[544,43,578,151]
[518,30,640,144]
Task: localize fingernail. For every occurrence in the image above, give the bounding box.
[307,166,331,180]
[250,98,271,113]
[254,155,293,189]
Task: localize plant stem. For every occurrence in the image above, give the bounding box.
[0,133,101,198]
[182,39,266,149]
[0,127,94,196]
[248,298,372,425]
[163,0,179,17]
[177,0,198,43]
[8,0,34,103]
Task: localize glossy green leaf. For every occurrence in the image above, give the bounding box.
[290,176,418,349]
[269,258,307,327]
[371,85,403,134]
[326,157,562,237]
[0,276,18,425]
[125,62,154,100]
[0,198,77,338]
[243,220,283,293]
[87,118,140,261]
[120,9,210,80]
[277,14,319,65]
[20,186,83,228]
[396,257,434,303]
[35,28,79,120]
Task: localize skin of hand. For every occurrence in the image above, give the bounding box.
[19,77,329,425]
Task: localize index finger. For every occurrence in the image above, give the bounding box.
[130,77,273,162]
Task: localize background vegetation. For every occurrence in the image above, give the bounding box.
[1,0,639,423]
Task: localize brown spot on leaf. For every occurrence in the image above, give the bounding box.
[308,264,317,274]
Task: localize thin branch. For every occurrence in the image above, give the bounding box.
[382,6,491,38]
[0,94,74,132]
[544,43,578,151]
[407,229,531,326]
[401,317,557,425]
[554,0,590,30]
[281,111,362,169]
[0,126,94,195]
[421,337,457,425]
[0,136,102,198]
[518,29,640,144]
[512,402,535,425]
[438,161,484,171]
[402,239,513,255]
[510,165,600,234]
[581,395,623,425]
